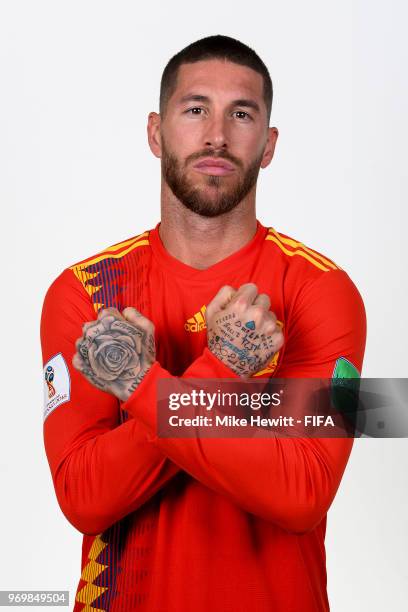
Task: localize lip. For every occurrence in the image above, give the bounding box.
[193,158,235,176]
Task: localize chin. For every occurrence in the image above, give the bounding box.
[181,196,241,218]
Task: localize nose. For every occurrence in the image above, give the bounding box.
[203,112,229,150]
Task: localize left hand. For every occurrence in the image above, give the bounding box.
[72,306,156,402]
[205,283,284,377]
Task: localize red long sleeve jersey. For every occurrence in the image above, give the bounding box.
[40,220,366,612]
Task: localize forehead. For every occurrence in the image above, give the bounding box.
[172,59,264,101]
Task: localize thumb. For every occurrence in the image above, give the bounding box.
[205,285,237,322]
[122,306,155,335]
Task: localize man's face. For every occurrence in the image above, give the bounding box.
[151,59,277,218]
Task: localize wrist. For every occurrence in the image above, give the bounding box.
[119,363,155,402]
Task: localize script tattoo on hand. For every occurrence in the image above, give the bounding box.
[73,307,156,402]
[208,315,276,376]
[205,283,284,378]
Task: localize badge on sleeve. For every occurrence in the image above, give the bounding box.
[331,357,361,430]
[333,356,360,379]
[43,352,71,422]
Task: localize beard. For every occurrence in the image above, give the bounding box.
[161,137,263,218]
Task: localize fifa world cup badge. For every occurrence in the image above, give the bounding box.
[43,353,71,422]
[45,366,56,398]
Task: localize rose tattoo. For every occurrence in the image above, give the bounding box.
[73,307,156,402]
[84,319,142,379]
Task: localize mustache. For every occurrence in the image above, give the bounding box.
[185,149,243,168]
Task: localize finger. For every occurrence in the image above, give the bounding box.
[75,336,85,353]
[273,329,285,352]
[229,283,259,308]
[134,333,142,354]
[98,306,124,320]
[75,335,93,360]
[84,318,111,342]
[205,285,237,320]
[122,306,144,324]
[244,305,276,327]
[262,328,284,353]
[253,293,271,310]
[122,307,155,335]
[82,320,98,334]
[72,352,85,371]
[260,323,284,348]
[72,352,107,390]
[261,310,278,335]
[243,308,277,335]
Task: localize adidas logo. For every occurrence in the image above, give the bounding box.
[185,305,207,333]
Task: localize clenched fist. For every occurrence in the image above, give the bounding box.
[205,283,284,378]
[72,306,156,402]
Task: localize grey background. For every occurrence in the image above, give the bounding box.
[0,0,407,610]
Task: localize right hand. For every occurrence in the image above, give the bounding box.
[72,306,156,402]
[205,283,284,378]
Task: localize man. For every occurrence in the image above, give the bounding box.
[40,35,366,611]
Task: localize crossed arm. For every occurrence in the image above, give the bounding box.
[41,270,240,535]
[41,268,366,536]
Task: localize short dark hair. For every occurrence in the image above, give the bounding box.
[159,35,273,123]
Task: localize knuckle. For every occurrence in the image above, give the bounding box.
[259,293,271,306]
[234,296,247,309]
[98,306,118,318]
[264,314,277,329]
[276,335,284,350]
[264,318,277,333]
[124,306,141,317]
[82,321,95,335]
[251,305,265,318]
[273,328,284,343]
[84,326,94,339]
[239,282,257,291]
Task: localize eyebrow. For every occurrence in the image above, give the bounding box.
[178,94,261,113]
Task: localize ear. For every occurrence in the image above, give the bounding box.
[147,112,162,158]
[260,126,279,169]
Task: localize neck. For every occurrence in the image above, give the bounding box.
[158,184,258,270]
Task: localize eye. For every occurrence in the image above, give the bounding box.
[185,107,205,115]
[233,110,252,121]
